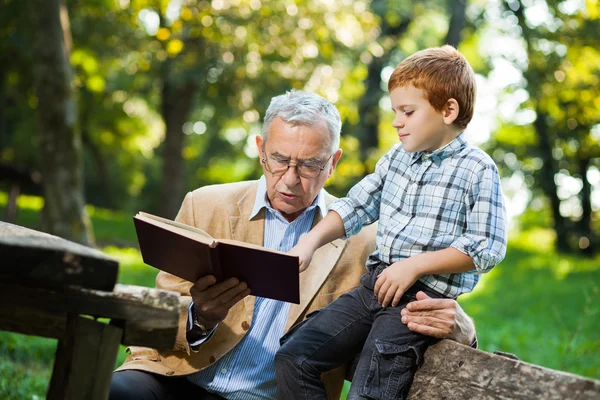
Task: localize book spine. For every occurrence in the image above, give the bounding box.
[209,245,223,282]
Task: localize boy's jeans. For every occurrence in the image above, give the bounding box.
[274,278,443,400]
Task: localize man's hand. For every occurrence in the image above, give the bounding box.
[374,260,420,308]
[401,291,476,346]
[189,275,251,330]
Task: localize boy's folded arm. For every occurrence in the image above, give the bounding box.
[411,247,476,277]
[450,233,506,273]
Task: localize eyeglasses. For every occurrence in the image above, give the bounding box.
[262,152,334,178]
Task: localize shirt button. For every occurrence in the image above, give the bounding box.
[220,368,227,374]
[241,321,250,331]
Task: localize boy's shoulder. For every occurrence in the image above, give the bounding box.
[454,144,499,171]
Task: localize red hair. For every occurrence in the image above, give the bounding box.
[387,45,476,129]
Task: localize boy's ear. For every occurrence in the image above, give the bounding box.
[442,98,459,125]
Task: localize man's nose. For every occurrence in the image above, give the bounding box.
[281,163,301,186]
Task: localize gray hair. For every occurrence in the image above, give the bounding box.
[262,89,341,153]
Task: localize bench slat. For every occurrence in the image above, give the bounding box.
[0,222,118,291]
[0,283,181,349]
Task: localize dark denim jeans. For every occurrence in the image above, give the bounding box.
[274,278,443,400]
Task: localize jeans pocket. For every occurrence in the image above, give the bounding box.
[360,340,420,400]
[279,309,320,346]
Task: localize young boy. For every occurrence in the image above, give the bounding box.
[274,46,507,400]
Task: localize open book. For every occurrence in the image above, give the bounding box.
[133,212,300,304]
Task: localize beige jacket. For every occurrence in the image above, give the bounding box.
[117,180,377,399]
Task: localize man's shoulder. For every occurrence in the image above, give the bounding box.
[190,180,258,200]
[186,180,258,214]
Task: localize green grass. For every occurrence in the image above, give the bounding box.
[1,195,599,398]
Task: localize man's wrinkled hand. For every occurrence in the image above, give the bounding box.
[400,291,475,345]
[189,275,251,329]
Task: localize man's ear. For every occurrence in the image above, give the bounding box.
[327,149,343,178]
[256,135,264,160]
[443,98,459,125]
[331,149,343,169]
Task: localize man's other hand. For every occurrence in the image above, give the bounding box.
[401,291,476,346]
[190,275,251,330]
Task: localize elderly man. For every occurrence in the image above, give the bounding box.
[110,90,476,400]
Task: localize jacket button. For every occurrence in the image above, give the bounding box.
[166,370,175,376]
[209,356,216,363]
[241,321,250,331]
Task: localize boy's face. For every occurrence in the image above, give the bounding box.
[390,85,459,153]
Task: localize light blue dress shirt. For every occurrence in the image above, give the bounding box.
[187,176,327,399]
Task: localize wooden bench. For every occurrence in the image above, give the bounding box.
[344,340,600,399]
[0,221,181,400]
[408,340,600,399]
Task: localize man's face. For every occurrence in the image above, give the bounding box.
[256,117,341,222]
[390,85,457,153]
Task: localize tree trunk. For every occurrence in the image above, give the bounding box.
[352,16,410,169]
[445,0,467,47]
[26,0,92,245]
[80,87,114,209]
[355,56,388,165]
[157,60,197,218]
[0,64,5,149]
[534,111,569,252]
[577,154,595,255]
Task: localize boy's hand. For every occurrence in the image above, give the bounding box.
[374,259,420,308]
[289,236,318,273]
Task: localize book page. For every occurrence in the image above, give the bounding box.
[217,238,291,256]
[136,212,216,245]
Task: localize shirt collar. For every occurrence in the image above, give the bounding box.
[249,175,327,221]
[409,132,468,166]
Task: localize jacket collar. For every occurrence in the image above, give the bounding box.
[230,180,346,329]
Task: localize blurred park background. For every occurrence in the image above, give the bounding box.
[0,0,599,398]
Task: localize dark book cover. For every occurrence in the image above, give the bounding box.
[133,212,300,304]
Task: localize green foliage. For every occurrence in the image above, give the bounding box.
[461,237,600,378]
[489,0,600,253]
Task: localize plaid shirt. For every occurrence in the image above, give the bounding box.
[329,134,507,298]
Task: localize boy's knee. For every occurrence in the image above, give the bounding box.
[109,372,134,400]
[109,370,160,400]
[274,346,299,369]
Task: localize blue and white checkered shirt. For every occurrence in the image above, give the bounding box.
[187,176,327,399]
[329,134,507,298]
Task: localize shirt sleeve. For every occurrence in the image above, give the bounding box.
[329,146,394,238]
[451,163,507,273]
